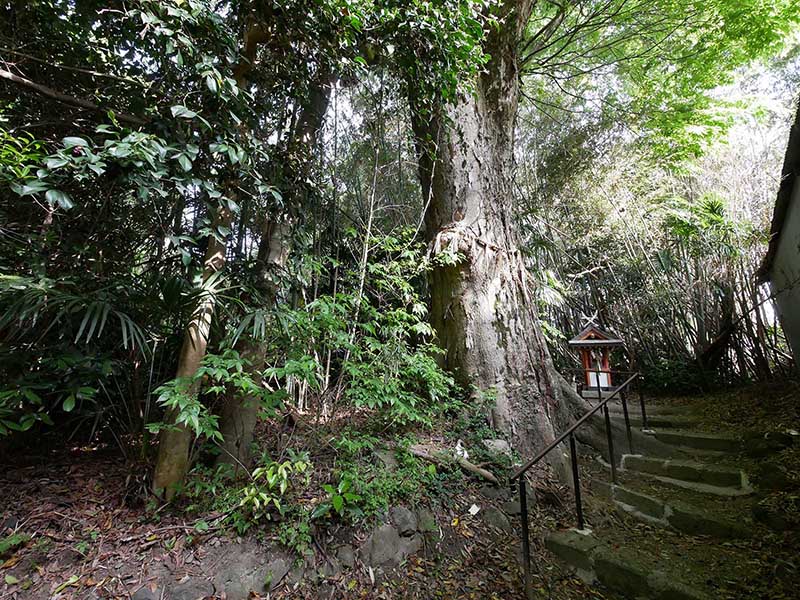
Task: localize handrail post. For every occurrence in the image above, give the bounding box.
[518,477,532,600]
[569,433,585,530]
[620,388,634,454]
[509,373,640,596]
[510,373,638,481]
[638,374,649,429]
[603,403,618,483]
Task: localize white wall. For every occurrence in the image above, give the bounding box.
[771,175,800,365]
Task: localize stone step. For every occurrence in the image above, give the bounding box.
[620,454,751,496]
[545,529,709,600]
[591,480,751,539]
[610,415,700,429]
[607,403,694,417]
[644,429,742,453]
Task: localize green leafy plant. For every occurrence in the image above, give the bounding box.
[0,533,29,558]
[312,475,363,520]
[148,348,282,442]
[276,514,313,555]
[267,231,458,426]
[238,457,311,528]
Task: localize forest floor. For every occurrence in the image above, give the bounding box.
[0,420,599,600]
[2,380,798,600]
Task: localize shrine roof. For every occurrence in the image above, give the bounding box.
[568,324,625,347]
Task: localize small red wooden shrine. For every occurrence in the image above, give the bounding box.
[568,324,625,388]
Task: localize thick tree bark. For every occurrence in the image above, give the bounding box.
[409,1,663,466]
[410,1,575,462]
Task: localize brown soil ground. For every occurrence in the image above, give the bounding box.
[1,428,599,599]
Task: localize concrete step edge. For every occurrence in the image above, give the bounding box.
[545,528,710,600]
[591,479,751,538]
[620,454,752,496]
[610,415,701,429]
[645,430,743,453]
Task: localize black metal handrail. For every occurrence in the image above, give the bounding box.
[510,371,643,599]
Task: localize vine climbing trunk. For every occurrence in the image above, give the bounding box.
[411,0,589,463]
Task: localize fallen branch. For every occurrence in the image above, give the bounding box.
[409,444,500,485]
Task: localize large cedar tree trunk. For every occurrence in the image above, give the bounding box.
[411,1,663,463]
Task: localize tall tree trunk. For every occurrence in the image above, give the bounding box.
[410,1,578,462]
[410,1,668,465]
[214,73,332,470]
[215,219,290,472]
[152,23,269,497]
[153,205,232,498]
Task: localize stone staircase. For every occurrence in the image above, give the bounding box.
[542,400,795,599]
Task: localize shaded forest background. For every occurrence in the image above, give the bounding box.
[1,0,799,495]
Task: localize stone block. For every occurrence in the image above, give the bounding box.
[390,506,418,536]
[263,557,292,591]
[667,501,750,539]
[483,506,512,533]
[593,548,651,598]
[590,478,612,498]
[501,500,522,516]
[622,456,743,489]
[482,439,513,458]
[336,544,355,568]
[648,570,710,600]
[478,484,509,500]
[654,430,741,452]
[613,485,665,519]
[374,449,398,471]
[321,557,341,578]
[361,524,401,567]
[416,508,438,533]
[545,529,601,572]
[169,578,215,600]
[132,587,161,600]
[399,534,423,559]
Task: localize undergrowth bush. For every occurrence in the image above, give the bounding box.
[260,230,457,426]
[641,357,722,395]
[182,452,311,535]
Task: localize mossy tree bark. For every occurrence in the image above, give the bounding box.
[410,2,673,469]
[410,1,595,465]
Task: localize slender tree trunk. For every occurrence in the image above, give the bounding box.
[153,206,232,498]
[216,219,290,472]
[214,73,332,469]
[152,23,269,497]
